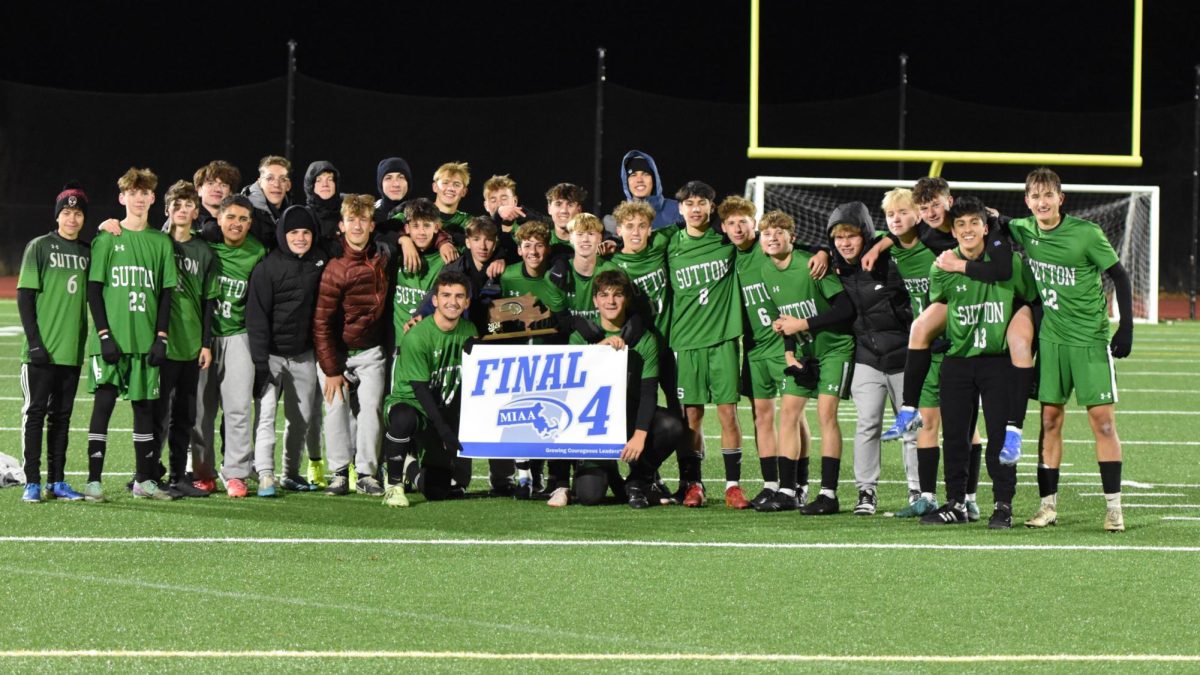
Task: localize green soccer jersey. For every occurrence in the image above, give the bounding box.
[929,248,1037,358]
[666,226,740,350]
[1006,215,1118,347]
[549,229,573,250]
[385,315,478,415]
[761,250,854,359]
[541,258,622,322]
[735,240,783,362]
[394,249,446,341]
[569,327,659,381]
[210,237,266,337]
[890,238,936,317]
[168,237,219,361]
[499,263,550,299]
[17,232,90,366]
[86,227,178,356]
[611,230,671,336]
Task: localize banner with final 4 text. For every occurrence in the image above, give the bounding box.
[459,344,628,460]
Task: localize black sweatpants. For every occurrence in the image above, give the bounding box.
[573,407,684,505]
[155,357,200,483]
[20,363,81,485]
[939,355,1017,505]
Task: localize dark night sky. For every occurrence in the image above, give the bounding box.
[3,0,1198,110]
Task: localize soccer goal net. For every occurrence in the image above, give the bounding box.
[744,176,1160,323]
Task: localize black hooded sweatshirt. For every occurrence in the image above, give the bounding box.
[303,160,343,244]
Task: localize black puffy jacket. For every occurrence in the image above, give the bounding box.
[245,208,329,365]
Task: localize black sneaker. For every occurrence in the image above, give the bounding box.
[626,482,651,509]
[325,475,350,496]
[756,490,798,512]
[853,489,877,516]
[649,479,676,506]
[988,502,1013,530]
[159,482,187,499]
[749,488,777,510]
[170,480,211,498]
[489,478,517,497]
[798,493,839,515]
[920,501,968,525]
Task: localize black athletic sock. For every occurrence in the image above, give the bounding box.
[87,385,119,483]
[132,401,157,483]
[777,457,797,491]
[1037,465,1060,498]
[798,455,810,487]
[966,443,983,494]
[917,446,940,494]
[1098,461,1122,494]
[1007,366,1036,429]
[902,348,932,409]
[383,432,412,485]
[759,456,779,484]
[820,456,840,492]
[721,448,742,483]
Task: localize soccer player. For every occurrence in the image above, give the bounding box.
[430,162,473,248]
[154,180,217,498]
[246,205,328,495]
[193,160,241,234]
[374,156,412,230]
[602,151,680,231]
[483,174,547,239]
[17,183,91,503]
[313,195,393,496]
[545,183,587,255]
[190,194,267,498]
[666,181,747,508]
[394,199,449,338]
[919,196,1035,528]
[85,168,178,502]
[380,270,479,506]
[764,210,856,515]
[1007,168,1133,532]
[240,155,292,249]
[564,271,684,508]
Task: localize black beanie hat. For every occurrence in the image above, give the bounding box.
[625,156,652,176]
[55,182,88,218]
[277,204,319,250]
[376,157,413,194]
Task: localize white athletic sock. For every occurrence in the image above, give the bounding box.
[763,481,780,492]
[920,491,935,501]
[965,492,977,503]
[517,468,531,481]
[780,487,796,497]
[1105,493,1122,508]
[725,481,738,490]
[819,488,836,499]
[1043,493,1058,507]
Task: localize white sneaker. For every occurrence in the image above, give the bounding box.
[1104,506,1125,532]
[1024,503,1058,528]
[547,487,570,507]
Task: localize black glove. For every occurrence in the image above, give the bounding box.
[435,423,461,454]
[27,341,50,366]
[99,331,121,364]
[784,356,820,390]
[253,366,272,399]
[1109,321,1133,359]
[147,334,168,367]
[930,337,952,355]
[463,337,480,355]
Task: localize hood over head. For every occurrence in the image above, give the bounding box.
[303,161,339,201]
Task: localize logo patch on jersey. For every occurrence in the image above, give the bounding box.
[955,284,968,293]
[1031,239,1039,246]
[115,245,126,252]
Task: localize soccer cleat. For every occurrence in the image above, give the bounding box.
[797,485,809,507]
[1104,507,1125,533]
[907,488,921,504]
[988,503,1013,529]
[132,480,177,501]
[22,483,41,503]
[749,488,777,510]
[280,475,316,492]
[626,482,651,509]
[894,495,939,518]
[999,426,1023,466]
[257,473,277,498]
[83,481,106,503]
[755,490,798,512]
[489,477,517,498]
[356,476,384,496]
[225,478,248,499]
[159,482,186,499]
[402,455,421,492]
[383,483,410,508]
[682,482,706,508]
[853,489,877,516]
[649,479,676,506]
[964,499,981,522]
[724,485,751,509]
[1024,503,1058,528]
[799,493,839,516]
[324,475,349,496]
[881,406,922,441]
[192,478,217,494]
[919,501,968,525]
[306,459,328,489]
[514,477,535,500]
[48,482,85,501]
[547,487,570,507]
[170,480,210,498]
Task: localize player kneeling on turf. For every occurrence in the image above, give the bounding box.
[379,271,479,506]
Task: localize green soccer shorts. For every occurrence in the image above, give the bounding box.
[741,355,785,400]
[88,354,160,401]
[676,339,740,405]
[783,350,854,400]
[1037,341,1117,406]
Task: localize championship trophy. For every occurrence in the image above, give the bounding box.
[484,294,558,341]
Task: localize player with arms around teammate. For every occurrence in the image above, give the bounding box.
[1007,168,1134,532]
[919,197,1035,528]
[84,168,178,502]
[17,184,91,503]
[379,271,479,506]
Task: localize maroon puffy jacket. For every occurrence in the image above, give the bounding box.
[313,239,391,376]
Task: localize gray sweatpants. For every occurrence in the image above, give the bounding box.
[253,350,321,477]
[191,332,256,481]
[850,362,919,492]
[319,346,386,476]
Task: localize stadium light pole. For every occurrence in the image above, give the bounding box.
[285,40,297,165]
[1191,64,1198,320]
[593,47,606,216]
[898,53,908,181]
